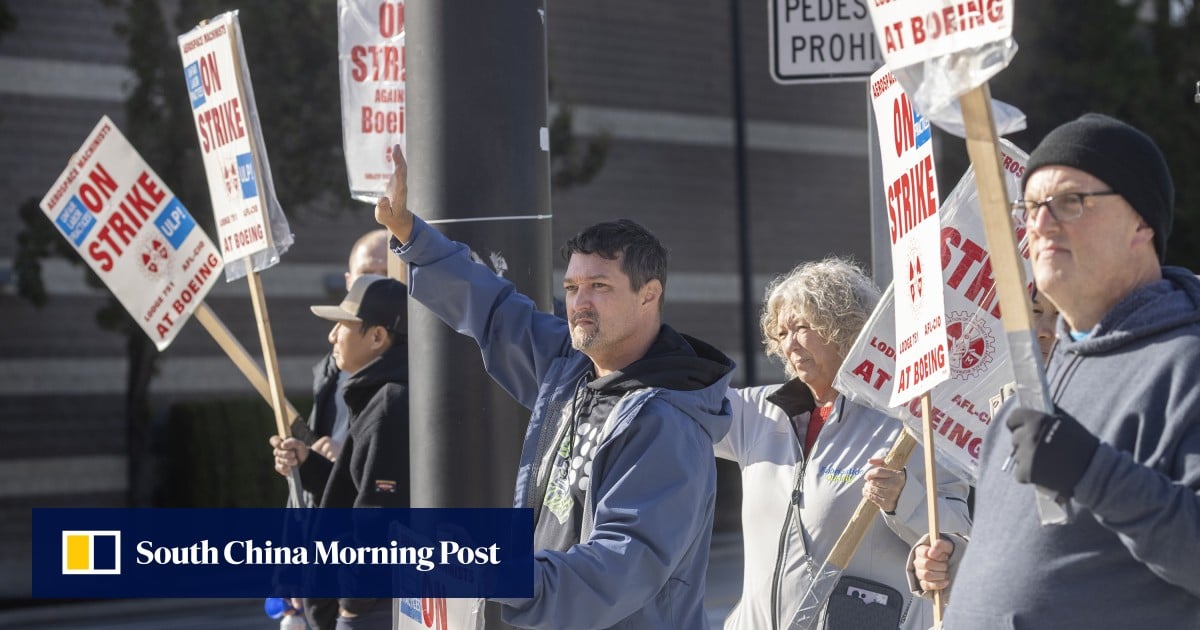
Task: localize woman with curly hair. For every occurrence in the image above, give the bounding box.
[715,257,971,630]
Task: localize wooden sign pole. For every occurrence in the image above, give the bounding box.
[788,429,919,630]
[246,269,305,507]
[958,84,1068,524]
[827,429,918,568]
[920,392,944,622]
[193,302,302,425]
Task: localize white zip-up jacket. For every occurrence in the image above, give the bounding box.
[716,380,972,630]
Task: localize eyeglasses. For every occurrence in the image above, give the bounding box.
[1010,191,1119,225]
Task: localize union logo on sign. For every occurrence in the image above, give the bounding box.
[908,254,924,304]
[137,236,170,278]
[946,311,996,380]
[223,160,240,201]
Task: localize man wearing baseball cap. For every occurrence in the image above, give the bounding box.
[270,273,410,630]
[915,113,1200,628]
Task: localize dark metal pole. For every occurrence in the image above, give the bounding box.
[729,0,757,386]
[407,1,550,624]
[407,0,550,504]
[405,0,549,504]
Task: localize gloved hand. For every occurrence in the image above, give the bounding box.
[1005,407,1099,498]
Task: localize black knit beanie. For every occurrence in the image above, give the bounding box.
[1022,113,1174,262]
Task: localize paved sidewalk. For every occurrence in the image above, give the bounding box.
[1,532,745,629]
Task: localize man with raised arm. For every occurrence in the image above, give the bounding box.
[375,145,735,628]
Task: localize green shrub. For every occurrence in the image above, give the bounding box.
[158,396,313,507]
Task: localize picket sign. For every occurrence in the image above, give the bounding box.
[39,117,305,440]
[38,117,223,351]
[870,63,951,623]
[839,138,1036,483]
[958,85,1068,524]
[869,67,950,408]
[866,0,1012,71]
[179,13,304,507]
[863,0,1065,526]
[339,0,407,202]
[788,66,952,630]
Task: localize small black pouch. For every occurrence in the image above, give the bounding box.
[820,575,904,630]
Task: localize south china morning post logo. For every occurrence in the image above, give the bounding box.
[62,531,121,575]
[129,538,499,571]
[34,508,533,598]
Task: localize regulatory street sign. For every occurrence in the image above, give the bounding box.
[770,0,883,84]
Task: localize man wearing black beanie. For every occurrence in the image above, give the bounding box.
[914,113,1200,629]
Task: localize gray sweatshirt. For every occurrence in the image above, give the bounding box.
[945,266,1200,629]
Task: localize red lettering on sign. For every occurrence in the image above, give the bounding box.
[171,252,218,316]
[851,359,893,391]
[79,163,119,213]
[222,223,265,254]
[906,397,982,459]
[351,44,405,82]
[379,2,405,38]
[85,170,170,273]
[196,98,246,153]
[361,106,405,134]
[199,51,222,95]
[892,93,915,157]
[940,226,1003,318]
[887,154,937,244]
[910,0,1006,47]
[882,22,905,53]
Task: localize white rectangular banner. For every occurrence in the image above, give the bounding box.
[869,67,949,406]
[178,13,271,262]
[867,0,1013,69]
[39,116,225,351]
[837,139,1031,478]
[339,0,406,202]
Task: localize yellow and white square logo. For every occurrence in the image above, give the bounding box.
[62,531,121,575]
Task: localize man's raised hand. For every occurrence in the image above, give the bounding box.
[375,143,414,242]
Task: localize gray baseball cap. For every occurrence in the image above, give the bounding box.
[310,273,407,334]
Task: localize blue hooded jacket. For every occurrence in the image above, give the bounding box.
[393,217,734,629]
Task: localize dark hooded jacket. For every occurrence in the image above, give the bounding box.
[299,340,409,629]
[285,352,340,507]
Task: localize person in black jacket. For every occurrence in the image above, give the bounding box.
[296,229,391,500]
[271,273,409,630]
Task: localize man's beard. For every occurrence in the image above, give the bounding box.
[570,312,600,351]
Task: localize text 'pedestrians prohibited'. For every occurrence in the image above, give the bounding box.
[770,0,883,84]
